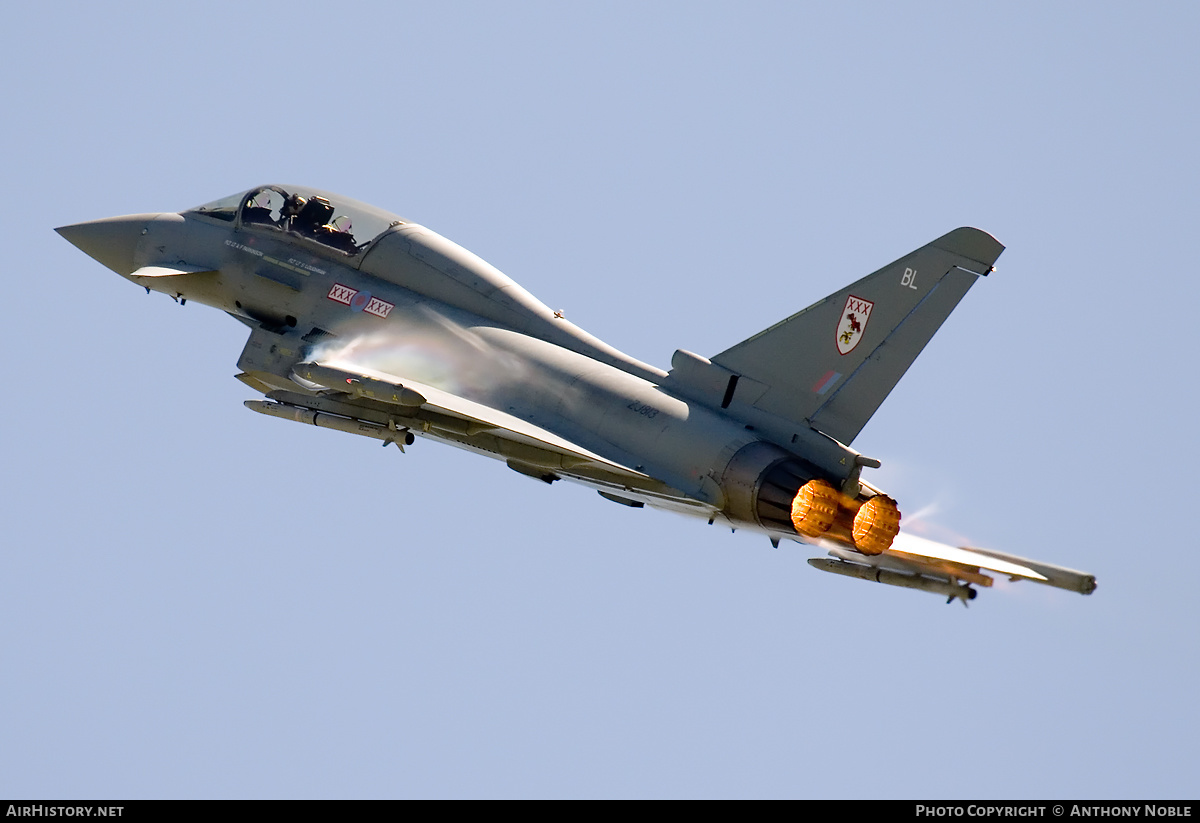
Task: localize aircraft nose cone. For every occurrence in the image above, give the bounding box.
[55,213,161,276]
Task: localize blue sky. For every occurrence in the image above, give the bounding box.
[2,1,1197,798]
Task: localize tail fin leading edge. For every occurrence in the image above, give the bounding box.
[709,228,1004,445]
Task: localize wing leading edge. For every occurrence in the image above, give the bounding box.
[243,360,718,517]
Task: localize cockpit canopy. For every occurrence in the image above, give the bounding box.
[187,185,404,256]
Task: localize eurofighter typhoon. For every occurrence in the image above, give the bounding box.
[57,185,1096,604]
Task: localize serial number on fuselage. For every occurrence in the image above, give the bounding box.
[626,400,660,419]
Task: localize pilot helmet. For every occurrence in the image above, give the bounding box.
[283,193,308,217]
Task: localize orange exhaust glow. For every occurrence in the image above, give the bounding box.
[790,479,840,537]
[852,495,901,555]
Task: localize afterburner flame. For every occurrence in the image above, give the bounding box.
[790,479,840,537]
[852,495,902,555]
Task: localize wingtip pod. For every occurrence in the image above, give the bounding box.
[958,547,1098,595]
[931,227,1005,274]
[806,533,1098,604]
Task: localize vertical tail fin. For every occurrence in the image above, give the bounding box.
[705,228,1004,444]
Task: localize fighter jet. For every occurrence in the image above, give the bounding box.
[57,184,1096,604]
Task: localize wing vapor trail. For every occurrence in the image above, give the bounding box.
[305,311,530,402]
